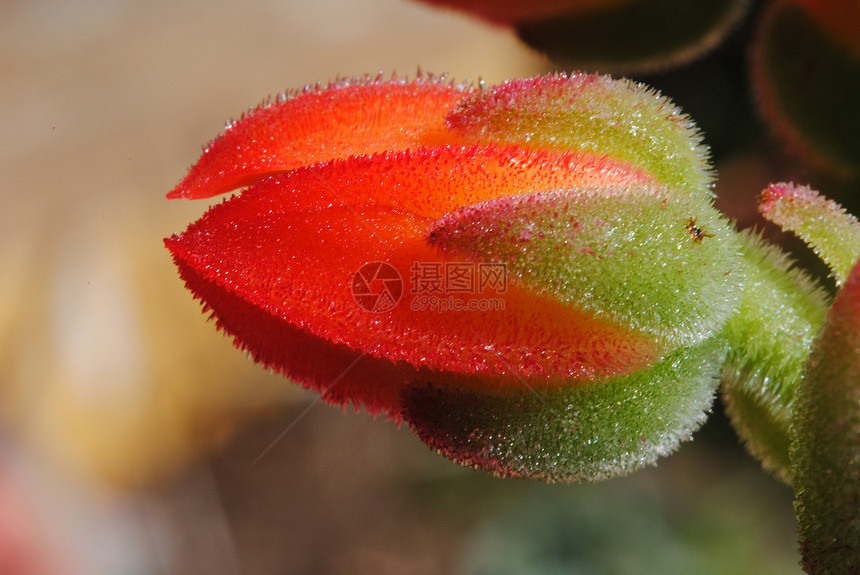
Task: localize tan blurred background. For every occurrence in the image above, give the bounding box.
[0,1,803,574]
[1,0,542,488]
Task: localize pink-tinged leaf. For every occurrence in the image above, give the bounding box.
[759,182,860,285]
[168,75,474,199]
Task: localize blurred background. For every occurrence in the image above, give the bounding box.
[1,0,807,573]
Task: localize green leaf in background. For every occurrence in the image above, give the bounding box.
[417,0,750,74]
[450,462,800,575]
[515,0,751,74]
[751,0,860,178]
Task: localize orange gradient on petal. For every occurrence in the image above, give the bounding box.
[166,145,662,417]
[168,76,474,199]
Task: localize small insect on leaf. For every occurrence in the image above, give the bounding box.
[686,218,714,243]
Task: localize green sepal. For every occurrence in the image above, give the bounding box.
[429,186,743,347]
[402,337,727,483]
[719,230,829,483]
[447,72,715,200]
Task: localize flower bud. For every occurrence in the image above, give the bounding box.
[167,72,761,480]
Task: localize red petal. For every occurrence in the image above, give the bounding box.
[168,76,474,199]
[166,145,660,416]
